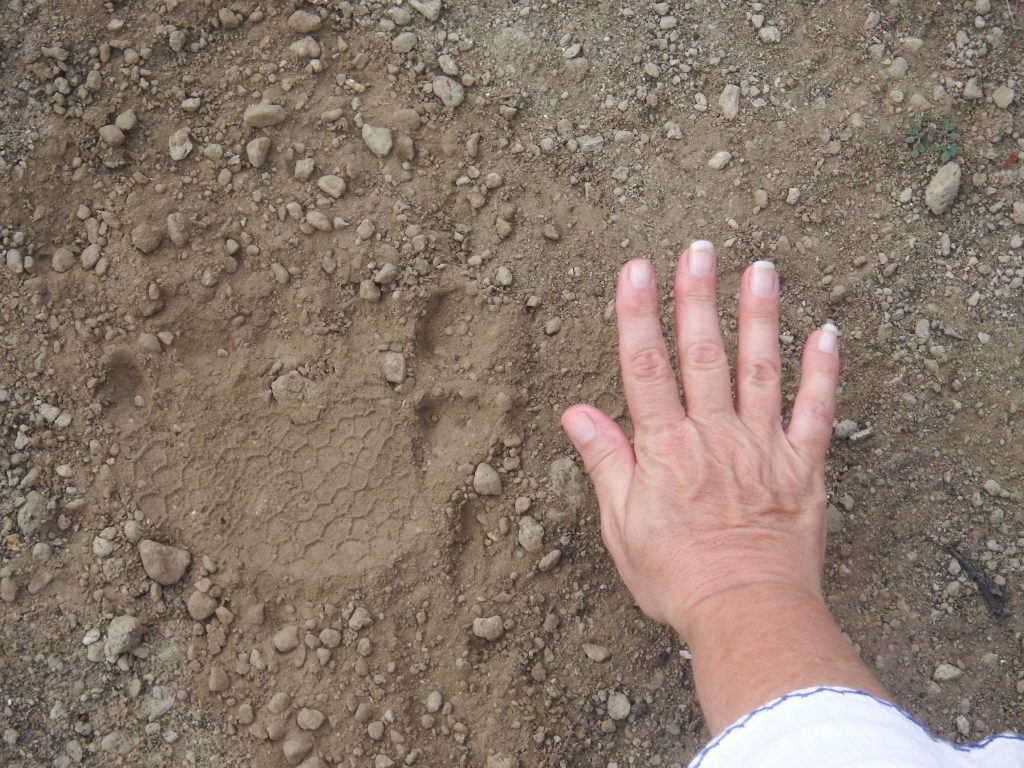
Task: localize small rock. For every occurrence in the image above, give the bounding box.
[409,0,442,21]
[115,109,137,131]
[362,123,393,157]
[104,615,143,658]
[517,516,544,553]
[187,591,218,621]
[708,150,732,170]
[317,174,346,199]
[273,625,301,652]
[288,10,321,32]
[131,223,163,254]
[247,137,271,168]
[583,643,611,663]
[963,77,983,100]
[392,32,418,53]
[244,102,287,128]
[925,162,962,215]
[472,615,504,641]
[607,691,631,720]
[138,332,162,353]
[99,125,126,146]
[983,479,1002,497]
[549,457,586,511]
[718,84,740,119]
[496,266,513,286]
[432,75,464,108]
[486,755,520,768]
[349,606,373,630]
[138,540,191,585]
[51,247,76,273]
[382,352,407,384]
[359,280,381,301]
[166,212,189,247]
[297,708,325,730]
[933,662,962,682]
[282,735,314,766]
[168,128,193,161]
[992,85,1015,109]
[289,36,321,58]
[208,666,230,692]
[473,463,502,496]
[758,25,782,43]
[16,492,49,534]
[537,549,562,571]
[425,691,443,713]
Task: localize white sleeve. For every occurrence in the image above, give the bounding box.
[689,687,1024,768]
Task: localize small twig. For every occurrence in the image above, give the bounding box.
[944,543,1011,621]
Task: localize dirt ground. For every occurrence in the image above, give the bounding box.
[1,0,1023,766]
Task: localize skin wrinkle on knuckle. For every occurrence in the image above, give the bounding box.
[626,345,674,384]
[741,357,782,385]
[682,339,727,371]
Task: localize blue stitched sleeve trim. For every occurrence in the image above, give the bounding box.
[691,686,1024,767]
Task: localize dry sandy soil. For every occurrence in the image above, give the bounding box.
[1,0,1023,766]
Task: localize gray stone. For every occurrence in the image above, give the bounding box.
[51,247,76,273]
[583,643,611,662]
[317,174,346,199]
[17,491,49,535]
[473,463,502,496]
[244,102,287,128]
[925,162,961,215]
[708,150,732,170]
[287,10,321,32]
[168,128,193,161]
[933,662,962,682]
[273,624,301,652]
[138,539,191,585]
[297,707,325,730]
[289,36,321,58]
[247,137,271,168]
[992,85,1015,109]
[392,32,418,53]
[549,457,586,511]
[432,75,464,108]
[99,124,126,146]
[131,223,163,254]
[963,77,983,100]
[409,0,442,21]
[282,735,314,765]
[607,691,631,720]
[166,212,189,247]
[472,615,504,641]
[186,591,218,621]
[361,123,393,157]
[517,516,544,553]
[718,84,740,119]
[382,352,407,384]
[104,615,143,658]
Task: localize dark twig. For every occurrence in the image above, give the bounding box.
[944,544,1010,621]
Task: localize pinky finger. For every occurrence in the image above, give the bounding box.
[786,324,840,464]
[561,404,635,519]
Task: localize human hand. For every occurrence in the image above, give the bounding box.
[561,241,840,642]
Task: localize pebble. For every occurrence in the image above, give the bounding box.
[282,735,313,765]
[297,708,325,730]
[273,625,301,652]
[287,10,321,32]
[517,516,544,553]
[138,539,191,585]
[104,615,143,658]
[409,0,442,21]
[472,615,504,641]
[382,351,407,384]
[51,247,76,273]
[362,123,393,157]
[537,549,561,571]
[17,491,49,534]
[486,756,519,768]
[166,213,189,246]
[549,457,587,511]
[607,691,631,720]
[473,463,502,496]
[131,223,163,254]
[317,174,346,199]
[208,666,230,692]
[392,32,418,53]
[708,150,732,170]
[168,128,193,161]
[115,109,137,131]
[289,36,321,58]
[758,26,782,43]
[925,162,961,215]
[247,137,271,168]
[187,591,218,621]
[360,280,381,301]
[496,266,513,286]
[425,691,443,713]
[933,662,962,682]
[244,102,287,128]
[719,84,740,119]
[99,124,126,146]
[349,606,373,630]
[583,643,611,663]
[138,332,162,353]
[963,77,983,100]
[992,85,1015,109]
[432,75,465,108]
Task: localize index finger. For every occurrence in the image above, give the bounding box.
[616,260,685,435]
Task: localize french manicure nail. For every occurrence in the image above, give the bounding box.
[750,260,776,298]
[629,260,654,288]
[689,240,715,277]
[818,323,839,353]
[564,411,597,446]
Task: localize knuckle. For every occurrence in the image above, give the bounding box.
[800,397,834,422]
[683,339,727,371]
[743,357,782,385]
[627,346,674,384]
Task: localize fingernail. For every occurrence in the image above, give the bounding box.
[688,240,715,277]
[629,260,654,288]
[750,260,776,297]
[818,323,838,353]
[563,411,597,446]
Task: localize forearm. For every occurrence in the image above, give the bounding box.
[680,584,889,735]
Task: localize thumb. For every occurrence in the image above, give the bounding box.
[561,404,635,515]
